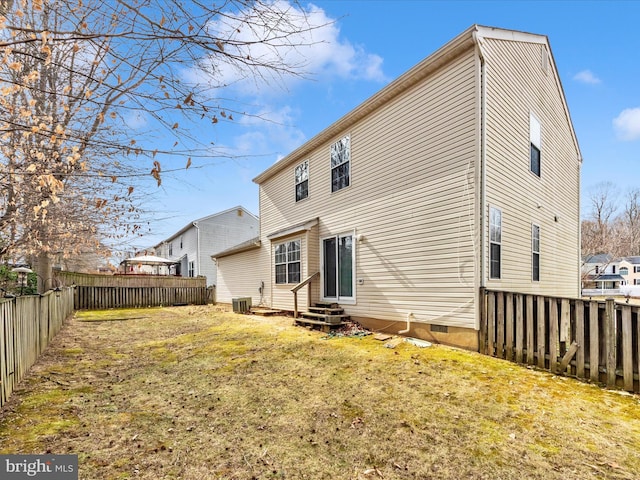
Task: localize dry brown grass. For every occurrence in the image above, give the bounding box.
[1,305,640,479]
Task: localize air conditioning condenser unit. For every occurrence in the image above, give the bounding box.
[232,297,252,313]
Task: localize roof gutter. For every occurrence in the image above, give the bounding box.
[194,221,200,277]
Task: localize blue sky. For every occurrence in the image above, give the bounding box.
[137,0,640,250]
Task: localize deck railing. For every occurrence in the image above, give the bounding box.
[291,272,319,318]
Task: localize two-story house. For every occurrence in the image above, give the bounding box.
[154,206,258,286]
[618,257,640,287]
[214,25,582,349]
[581,254,624,294]
[582,255,640,296]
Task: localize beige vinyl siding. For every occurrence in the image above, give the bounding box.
[307,225,320,302]
[216,248,262,305]
[483,39,580,297]
[259,47,479,328]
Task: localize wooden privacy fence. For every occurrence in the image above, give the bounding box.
[0,288,75,407]
[480,288,640,393]
[53,271,212,309]
[74,286,208,309]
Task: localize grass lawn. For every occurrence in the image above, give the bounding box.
[1,305,639,479]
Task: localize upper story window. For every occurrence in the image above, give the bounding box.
[634,266,640,273]
[532,224,540,282]
[530,113,541,177]
[331,135,350,192]
[620,267,629,275]
[275,240,301,284]
[489,206,502,280]
[180,235,184,249]
[295,161,309,202]
[168,243,173,256]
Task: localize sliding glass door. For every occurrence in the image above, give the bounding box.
[322,233,354,303]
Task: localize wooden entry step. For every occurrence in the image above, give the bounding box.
[308,305,345,316]
[295,316,348,333]
[250,307,283,316]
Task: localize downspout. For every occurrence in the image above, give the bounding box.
[194,221,200,277]
[577,160,582,297]
[473,28,488,289]
[473,28,488,335]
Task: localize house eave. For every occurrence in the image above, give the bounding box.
[266,218,319,240]
[212,237,262,259]
[153,205,258,248]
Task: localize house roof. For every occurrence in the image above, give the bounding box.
[590,274,625,282]
[252,24,581,185]
[153,205,258,248]
[583,253,613,264]
[624,256,640,265]
[266,218,318,240]
[211,237,261,260]
[120,255,178,266]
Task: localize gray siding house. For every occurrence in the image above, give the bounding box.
[216,25,582,350]
[154,206,258,286]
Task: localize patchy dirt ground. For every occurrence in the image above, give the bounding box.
[1,306,639,479]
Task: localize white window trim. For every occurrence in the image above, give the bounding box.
[489,206,502,280]
[295,160,309,202]
[530,112,541,177]
[532,223,540,282]
[320,230,356,305]
[274,239,302,285]
[330,134,351,193]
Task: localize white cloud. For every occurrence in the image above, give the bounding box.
[185,1,386,97]
[237,105,306,155]
[573,70,601,85]
[123,110,148,129]
[613,108,640,141]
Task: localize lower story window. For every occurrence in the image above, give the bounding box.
[188,261,195,277]
[275,240,301,284]
[532,224,540,282]
[489,206,502,279]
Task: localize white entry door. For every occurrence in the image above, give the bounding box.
[322,233,355,303]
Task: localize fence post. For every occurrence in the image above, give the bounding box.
[589,301,600,383]
[621,305,633,392]
[605,298,617,388]
[478,288,487,354]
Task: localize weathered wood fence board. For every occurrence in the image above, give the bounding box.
[53,271,211,309]
[0,288,74,408]
[74,286,208,309]
[480,288,640,393]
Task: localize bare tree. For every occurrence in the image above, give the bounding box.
[619,188,640,256]
[582,182,620,255]
[0,0,322,288]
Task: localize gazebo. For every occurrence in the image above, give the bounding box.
[119,255,178,276]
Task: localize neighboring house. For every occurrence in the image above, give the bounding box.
[582,255,640,296]
[619,257,640,287]
[154,206,258,286]
[582,254,623,295]
[215,25,582,350]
